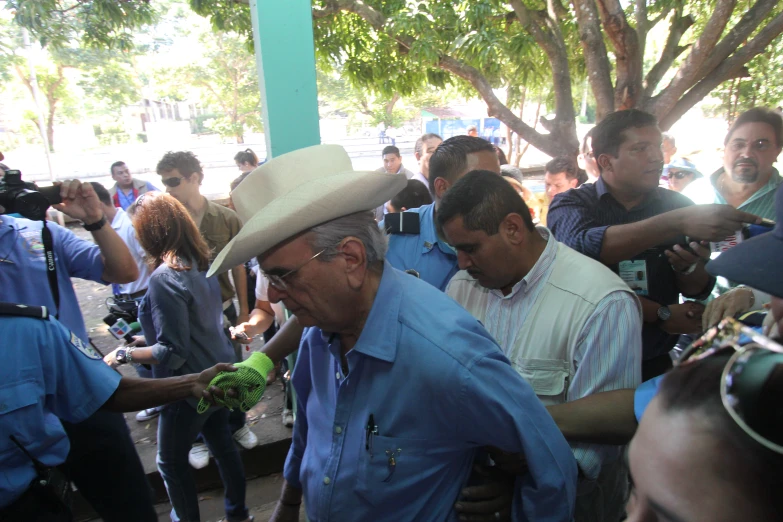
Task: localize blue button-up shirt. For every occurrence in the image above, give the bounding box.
[284,262,577,522]
[0,314,121,507]
[547,178,705,359]
[0,215,106,342]
[385,203,459,291]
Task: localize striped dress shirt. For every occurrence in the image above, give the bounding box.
[448,229,642,479]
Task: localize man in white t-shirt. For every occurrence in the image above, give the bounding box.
[232,271,295,426]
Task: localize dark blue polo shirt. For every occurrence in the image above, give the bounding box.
[548,178,712,360]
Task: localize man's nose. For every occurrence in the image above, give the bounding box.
[266,284,285,304]
[457,251,472,270]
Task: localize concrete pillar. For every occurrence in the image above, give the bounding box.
[250,0,321,158]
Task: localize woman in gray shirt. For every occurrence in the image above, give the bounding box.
[108,192,251,522]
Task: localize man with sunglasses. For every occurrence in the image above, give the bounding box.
[664,158,702,193]
[683,108,782,218]
[681,108,783,316]
[155,151,257,463]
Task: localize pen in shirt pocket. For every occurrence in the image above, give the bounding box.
[365,413,378,454]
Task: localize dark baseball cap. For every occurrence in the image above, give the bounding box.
[706,185,783,298]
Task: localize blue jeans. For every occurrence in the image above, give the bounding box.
[157,401,248,522]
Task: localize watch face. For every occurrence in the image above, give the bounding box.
[116,349,127,363]
[658,306,672,321]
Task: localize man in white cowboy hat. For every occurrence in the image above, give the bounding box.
[209,144,577,522]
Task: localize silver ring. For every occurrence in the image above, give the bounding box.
[494,513,501,520]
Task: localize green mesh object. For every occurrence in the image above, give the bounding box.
[197,352,275,414]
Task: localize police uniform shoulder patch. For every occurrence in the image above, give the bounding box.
[0,302,48,319]
[70,332,102,360]
[385,212,420,235]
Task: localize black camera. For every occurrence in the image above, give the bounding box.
[0,170,62,221]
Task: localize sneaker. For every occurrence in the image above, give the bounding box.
[135,406,162,422]
[188,442,210,469]
[232,424,258,450]
[282,408,294,428]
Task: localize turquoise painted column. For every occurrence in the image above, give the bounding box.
[250,0,321,158]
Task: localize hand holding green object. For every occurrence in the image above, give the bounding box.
[197,352,275,414]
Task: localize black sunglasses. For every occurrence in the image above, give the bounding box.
[678,318,783,454]
[669,170,692,180]
[161,177,183,188]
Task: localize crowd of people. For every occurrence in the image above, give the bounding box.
[0,105,781,522]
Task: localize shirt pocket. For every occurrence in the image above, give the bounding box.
[512,359,570,403]
[354,434,458,507]
[202,232,230,259]
[0,380,42,457]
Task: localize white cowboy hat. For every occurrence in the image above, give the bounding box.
[207,144,406,276]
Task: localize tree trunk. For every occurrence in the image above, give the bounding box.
[384,93,400,123]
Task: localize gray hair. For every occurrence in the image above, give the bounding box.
[308,210,387,265]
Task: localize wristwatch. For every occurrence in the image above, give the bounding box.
[83,215,107,231]
[657,305,672,323]
[115,348,128,365]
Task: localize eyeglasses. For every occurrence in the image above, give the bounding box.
[669,170,692,180]
[261,248,329,291]
[161,177,183,188]
[729,139,773,153]
[678,317,783,454]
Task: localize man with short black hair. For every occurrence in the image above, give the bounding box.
[385,135,500,291]
[108,161,158,210]
[386,179,432,213]
[376,145,414,179]
[548,109,761,379]
[545,156,586,200]
[440,170,641,522]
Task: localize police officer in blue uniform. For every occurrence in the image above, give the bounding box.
[0,177,155,520]
[383,135,502,290]
[0,302,234,521]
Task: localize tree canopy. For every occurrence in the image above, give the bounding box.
[8,0,783,157]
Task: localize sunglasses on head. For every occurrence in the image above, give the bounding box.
[161,177,183,188]
[678,318,783,454]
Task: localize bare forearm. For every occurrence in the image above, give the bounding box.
[126,347,158,365]
[102,374,198,412]
[232,265,249,316]
[279,479,303,505]
[639,296,662,324]
[261,316,304,364]
[93,224,139,283]
[600,211,683,265]
[676,266,711,297]
[547,389,637,445]
[248,306,274,333]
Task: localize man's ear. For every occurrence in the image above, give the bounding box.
[597,153,613,173]
[501,213,527,246]
[340,238,369,289]
[433,177,450,200]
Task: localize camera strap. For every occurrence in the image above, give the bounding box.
[41,220,60,318]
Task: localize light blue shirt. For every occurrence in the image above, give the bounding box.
[385,203,459,291]
[284,263,577,522]
[0,314,121,507]
[0,215,106,342]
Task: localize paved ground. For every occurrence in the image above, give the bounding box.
[145,473,307,522]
